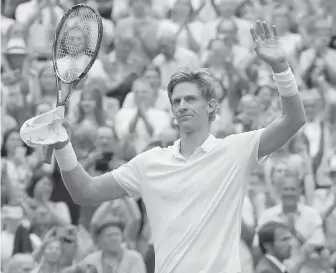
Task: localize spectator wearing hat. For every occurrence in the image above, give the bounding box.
[78,220,146,273]
[4,253,36,273]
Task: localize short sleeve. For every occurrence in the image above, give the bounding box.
[232,129,269,172]
[111,149,155,198]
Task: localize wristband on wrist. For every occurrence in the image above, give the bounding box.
[273,68,299,97]
[54,142,77,171]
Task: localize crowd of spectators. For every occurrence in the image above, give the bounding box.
[1,0,336,272]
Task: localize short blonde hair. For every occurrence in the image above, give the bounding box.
[167,66,217,121]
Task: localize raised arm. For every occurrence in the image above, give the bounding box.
[53,121,128,207]
[250,21,306,158]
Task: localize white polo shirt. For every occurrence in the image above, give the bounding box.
[112,129,266,273]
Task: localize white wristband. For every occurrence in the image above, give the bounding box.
[54,142,77,172]
[273,68,299,97]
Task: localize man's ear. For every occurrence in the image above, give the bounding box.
[208,98,217,113]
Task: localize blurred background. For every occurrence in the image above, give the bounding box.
[1,0,336,272]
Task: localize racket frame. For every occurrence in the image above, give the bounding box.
[44,3,103,164]
[52,3,103,106]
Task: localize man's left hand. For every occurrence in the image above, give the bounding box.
[250,20,288,72]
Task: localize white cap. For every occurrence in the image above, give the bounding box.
[20,106,68,147]
[2,206,24,220]
[4,38,27,54]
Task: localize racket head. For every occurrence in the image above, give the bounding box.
[52,4,103,85]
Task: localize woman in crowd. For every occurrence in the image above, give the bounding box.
[27,176,71,227]
[1,128,44,193]
[71,86,106,161]
[34,64,57,104]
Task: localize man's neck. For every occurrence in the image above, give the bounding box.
[41,261,60,273]
[180,129,210,158]
[103,247,123,260]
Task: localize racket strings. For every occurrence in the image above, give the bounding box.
[55,6,100,82]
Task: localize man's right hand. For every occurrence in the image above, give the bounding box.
[54,119,71,150]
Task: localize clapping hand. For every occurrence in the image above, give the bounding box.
[250,20,288,71]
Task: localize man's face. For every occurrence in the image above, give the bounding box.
[217,0,238,17]
[208,40,231,65]
[97,127,116,150]
[303,98,321,121]
[130,0,148,15]
[280,177,300,207]
[313,24,332,51]
[272,227,292,261]
[159,35,176,59]
[273,15,289,33]
[171,82,214,132]
[99,226,123,252]
[6,88,23,108]
[217,20,237,46]
[133,81,153,107]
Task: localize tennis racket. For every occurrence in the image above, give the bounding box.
[44,3,103,163]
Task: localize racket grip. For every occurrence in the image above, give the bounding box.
[44,145,54,164]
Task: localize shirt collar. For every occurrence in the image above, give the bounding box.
[265,254,287,273]
[172,134,216,158]
[278,203,302,217]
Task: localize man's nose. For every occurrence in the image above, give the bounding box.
[178,100,188,111]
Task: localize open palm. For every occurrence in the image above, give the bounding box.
[250,20,287,66]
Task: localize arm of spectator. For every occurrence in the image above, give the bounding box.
[299,49,317,80]
[185,25,201,53]
[139,107,154,137]
[313,190,336,219]
[22,1,49,40]
[50,202,72,226]
[241,220,255,248]
[90,201,113,229]
[32,227,57,262]
[128,110,141,135]
[1,159,16,205]
[285,243,313,273]
[304,210,326,246]
[301,150,316,205]
[210,0,220,16]
[123,197,142,246]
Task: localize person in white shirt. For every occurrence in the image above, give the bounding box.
[256,221,292,273]
[257,175,326,273]
[202,0,255,51]
[153,26,200,87]
[50,20,306,273]
[114,78,172,154]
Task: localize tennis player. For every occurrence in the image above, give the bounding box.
[53,21,306,273]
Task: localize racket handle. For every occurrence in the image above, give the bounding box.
[44,145,54,164]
